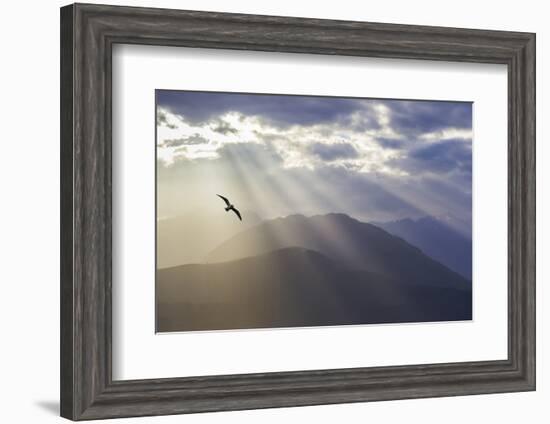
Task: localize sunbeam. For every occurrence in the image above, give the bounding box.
[155,90,473,332]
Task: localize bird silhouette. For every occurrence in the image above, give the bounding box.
[216,194,242,221]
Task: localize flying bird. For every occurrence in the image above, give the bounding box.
[216,194,242,221]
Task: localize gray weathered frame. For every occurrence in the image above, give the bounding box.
[60,3,536,421]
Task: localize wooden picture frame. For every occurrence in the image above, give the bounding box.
[60,3,535,420]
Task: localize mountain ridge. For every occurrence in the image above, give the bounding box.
[157,245,471,332]
[206,213,469,290]
[373,215,472,279]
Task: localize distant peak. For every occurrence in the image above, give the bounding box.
[376,215,433,225]
[418,215,441,222]
[281,213,307,220]
[267,246,322,256]
[318,212,354,220]
[261,212,371,230]
[271,212,355,222]
[293,212,359,222]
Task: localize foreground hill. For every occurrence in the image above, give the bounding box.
[206,213,469,290]
[373,216,472,279]
[157,247,472,332]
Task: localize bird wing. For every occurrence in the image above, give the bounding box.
[216,194,231,206]
[230,207,242,221]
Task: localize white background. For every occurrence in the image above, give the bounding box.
[113,45,508,380]
[0,0,547,423]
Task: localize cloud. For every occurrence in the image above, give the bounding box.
[212,120,238,135]
[162,134,209,147]
[156,106,410,175]
[309,142,359,161]
[420,128,473,142]
[375,137,405,150]
[156,91,473,224]
[157,90,369,127]
[380,100,472,134]
[156,109,177,129]
[405,139,472,175]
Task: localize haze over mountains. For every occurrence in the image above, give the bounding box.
[158,246,471,332]
[157,210,261,268]
[157,213,472,332]
[207,214,467,290]
[373,216,472,279]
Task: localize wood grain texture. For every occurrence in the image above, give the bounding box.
[60,3,536,420]
[60,4,74,419]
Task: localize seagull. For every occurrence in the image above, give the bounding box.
[216,194,242,221]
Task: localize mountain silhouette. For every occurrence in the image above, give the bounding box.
[206,213,469,290]
[157,210,261,268]
[373,216,472,279]
[157,247,472,332]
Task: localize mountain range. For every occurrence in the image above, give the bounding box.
[157,213,472,332]
[158,246,471,332]
[373,216,472,279]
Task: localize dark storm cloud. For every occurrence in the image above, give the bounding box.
[309,142,359,161]
[393,139,472,176]
[380,100,472,134]
[157,90,368,127]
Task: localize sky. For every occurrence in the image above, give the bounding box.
[156,90,472,235]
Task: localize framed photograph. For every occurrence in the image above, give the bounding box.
[60,3,535,420]
[154,90,474,333]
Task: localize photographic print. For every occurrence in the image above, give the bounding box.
[156,90,473,333]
